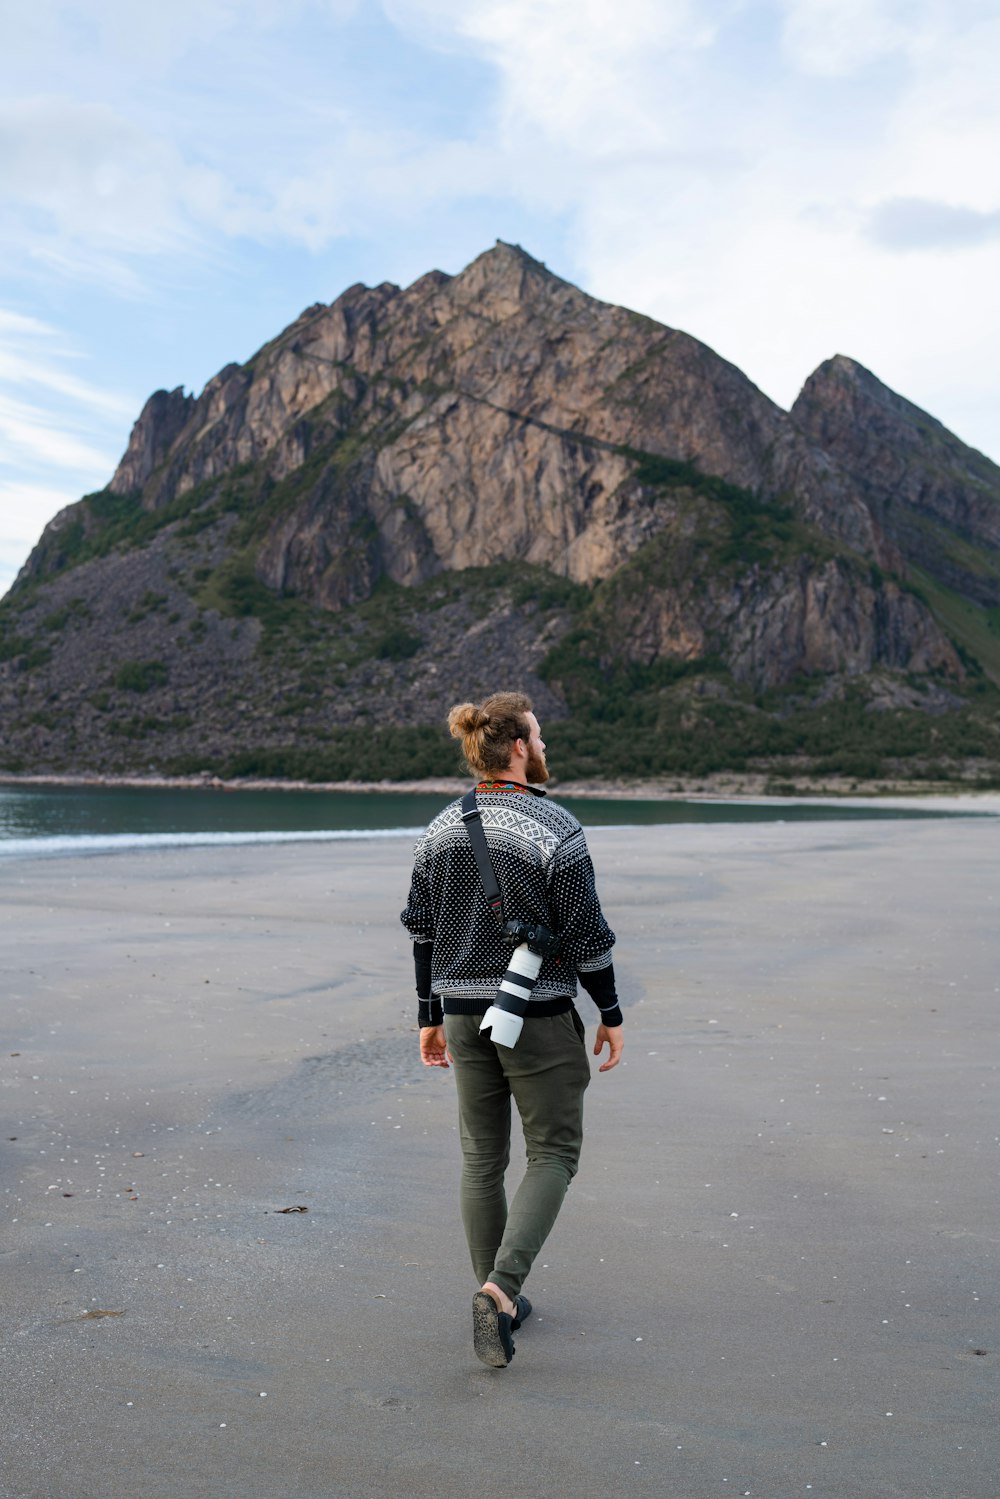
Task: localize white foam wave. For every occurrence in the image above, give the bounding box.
[0,827,425,859]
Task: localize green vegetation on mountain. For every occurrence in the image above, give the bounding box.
[905,567,1000,686]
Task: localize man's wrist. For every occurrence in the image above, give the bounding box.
[418,998,443,1028]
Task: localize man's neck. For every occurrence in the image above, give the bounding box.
[502,753,529,783]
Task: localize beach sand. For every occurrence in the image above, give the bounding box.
[1,819,996,1499]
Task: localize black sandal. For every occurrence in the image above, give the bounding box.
[510,1294,532,1331]
[472,1291,516,1367]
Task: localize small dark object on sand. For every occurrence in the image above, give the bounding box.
[55,1309,125,1325]
[275,1205,309,1213]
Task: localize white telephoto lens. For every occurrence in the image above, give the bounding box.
[479,1006,524,1049]
[506,945,544,980]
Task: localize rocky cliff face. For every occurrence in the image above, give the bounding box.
[602,552,955,690]
[110,386,197,497]
[792,356,1000,605]
[107,243,891,595]
[4,242,998,781]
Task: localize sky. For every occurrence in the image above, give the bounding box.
[2,0,999,594]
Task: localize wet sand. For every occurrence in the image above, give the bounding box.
[1,820,997,1499]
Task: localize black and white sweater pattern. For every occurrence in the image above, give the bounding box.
[400,787,617,1019]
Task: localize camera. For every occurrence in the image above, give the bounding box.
[503,917,561,958]
[480,921,560,1050]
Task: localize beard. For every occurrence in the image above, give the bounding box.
[525,746,549,784]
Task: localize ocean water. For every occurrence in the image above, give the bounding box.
[0,782,976,859]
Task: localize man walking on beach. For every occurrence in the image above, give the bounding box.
[400,691,623,1367]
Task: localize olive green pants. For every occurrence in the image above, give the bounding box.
[444,1010,591,1299]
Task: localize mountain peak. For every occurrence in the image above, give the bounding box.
[473,239,551,273]
[793,350,1000,576]
[797,354,886,399]
[795,351,997,464]
[445,239,565,314]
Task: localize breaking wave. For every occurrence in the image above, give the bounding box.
[0,827,425,859]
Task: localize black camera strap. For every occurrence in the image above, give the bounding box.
[460,789,505,930]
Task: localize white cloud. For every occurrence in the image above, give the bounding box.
[779,0,921,75]
[0,309,58,340]
[1,1,358,76]
[866,197,1000,250]
[17,244,155,304]
[0,309,133,464]
[266,127,517,248]
[876,14,1000,207]
[461,0,717,150]
[0,479,78,528]
[0,347,136,421]
[386,0,722,154]
[0,97,256,261]
[0,310,131,593]
[0,480,85,597]
[0,392,116,474]
[777,0,997,77]
[0,2,731,273]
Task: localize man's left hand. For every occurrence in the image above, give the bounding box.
[593,1023,624,1072]
[420,1024,451,1068]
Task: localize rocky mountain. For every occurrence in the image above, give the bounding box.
[792,355,1000,605]
[2,243,999,784]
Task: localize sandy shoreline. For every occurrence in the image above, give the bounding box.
[2,822,997,1498]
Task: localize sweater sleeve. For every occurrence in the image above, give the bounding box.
[413,941,442,1028]
[402,837,442,1027]
[400,836,435,942]
[546,825,616,970]
[577,962,623,1028]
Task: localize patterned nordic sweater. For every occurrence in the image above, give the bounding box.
[400,782,620,1026]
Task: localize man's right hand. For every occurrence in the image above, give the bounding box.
[594,1023,623,1072]
[420,1024,451,1068]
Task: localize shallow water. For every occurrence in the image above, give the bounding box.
[0,782,977,859]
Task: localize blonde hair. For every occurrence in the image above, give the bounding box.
[448,692,533,776]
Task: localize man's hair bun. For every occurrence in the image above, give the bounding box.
[447,703,484,739]
[446,693,533,775]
